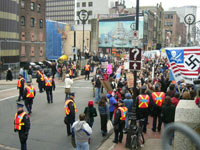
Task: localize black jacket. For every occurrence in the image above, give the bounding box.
[161,104,175,123]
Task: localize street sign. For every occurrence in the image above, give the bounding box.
[132,40,139,47]
[129,61,141,71]
[129,48,141,61]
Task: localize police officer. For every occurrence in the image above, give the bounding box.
[44,73,55,103]
[23,81,36,115]
[136,86,150,133]
[17,74,25,102]
[113,100,128,143]
[36,68,45,93]
[14,102,30,150]
[64,93,77,136]
[84,63,90,80]
[151,84,165,132]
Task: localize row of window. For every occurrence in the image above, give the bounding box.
[46,6,74,11]
[165,22,173,26]
[77,2,93,7]
[46,1,74,6]
[46,11,74,16]
[165,14,173,19]
[21,16,43,28]
[21,0,41,12]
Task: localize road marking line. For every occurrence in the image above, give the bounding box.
[0,87,16,92]
[57,86,92,89]
[0,144,19,150]
[0,95,18,102]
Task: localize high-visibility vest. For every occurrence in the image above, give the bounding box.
[45,77,52,86]
[17,78,24,88]
[69,69,73,76]
[152,92,165,107]
[64,99,77,115]
[85,65,90,71]
[72,64,75,70]
[118,107,128,120]
[138,95,150,108]
[14,112,27,131]
[37,71,44,81]
[26,86,35,98]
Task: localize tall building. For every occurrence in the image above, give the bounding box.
[46,0,75,24]
[19,0,46,66]
[76,0,115,24]
[0,0,20,69]
[169,6,197,43]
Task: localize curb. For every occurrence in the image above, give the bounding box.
[0,144,19,150]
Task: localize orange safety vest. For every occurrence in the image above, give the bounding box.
[85,65,90,71]
[69,69,73,76]
[26,86,35,98]
[37,71,44,81]
[64,99,77,115]
[72,64,75,70]
[17,78,24,88]
[138,95,150,108]
[152,92,165,107]
[45,77,52,86]
[118,107,128,120]
[14,112,27,130]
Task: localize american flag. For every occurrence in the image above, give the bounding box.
[165,48,200,84]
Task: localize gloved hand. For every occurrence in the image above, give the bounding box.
[14,129,17,132]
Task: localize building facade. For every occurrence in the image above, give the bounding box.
[46,0,75,24]
[0,0,20,69]
[19,0,46,65]
[164,11,186,47]
[76,0,115,24]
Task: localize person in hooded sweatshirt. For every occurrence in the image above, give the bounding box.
[72,113,92,150]
[107,93,117,121]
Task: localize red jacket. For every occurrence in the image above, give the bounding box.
[171,97,179,107]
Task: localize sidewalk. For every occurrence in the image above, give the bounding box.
[98,116,162,150]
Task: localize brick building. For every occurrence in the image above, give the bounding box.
[19,0,46,65]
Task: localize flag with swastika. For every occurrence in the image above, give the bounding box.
[165,47,200,84]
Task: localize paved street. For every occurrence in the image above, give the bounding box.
[0,78,105,150]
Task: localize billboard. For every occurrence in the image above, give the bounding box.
[98,16,144,48]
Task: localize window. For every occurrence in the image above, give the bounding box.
[39,19,43,28]
[31,2,35,11]
[76,11,79,16]
[21,16,25,26]
[88,2,93,7]
[82,2,86,7]
[37,4,41,12]
[31,18,35,27]
[77,2,80,7]
[21,0,25,8]
[88,11,92,16]
[77,20,80,24]
[88,20,91,24]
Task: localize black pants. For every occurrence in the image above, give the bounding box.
[110,111,114,121]
[100,114,108,134]
[114,122,125,142]
[38,81,44,92]
[24,99,33,113]
[18,88,24,101]
[66,116,75,135]
[152,109,162,131]
[85,71,90,80]
[46,88,53,103]
[19,131,28,150]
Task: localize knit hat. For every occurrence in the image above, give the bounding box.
[88,100,94,107]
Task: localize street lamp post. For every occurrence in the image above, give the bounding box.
[78,10,89,68]
[184,14,195,46]
[126,0,139,148]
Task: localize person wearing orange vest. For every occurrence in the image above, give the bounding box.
[44,73,55,103]
[14,102,30,150]
[84,63,90,80]
[17,74,25,102]
[23,81,36,115]
[36,68,45,93]
[64,93,77,136]
[113,100,128,144]
[151,84,165,132]
[68,68,73,79]
[136,86,150,133]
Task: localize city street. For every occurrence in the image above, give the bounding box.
[0,78,105,150]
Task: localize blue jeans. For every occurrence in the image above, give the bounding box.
[76,141,89,150]
[125,112,131,129]
[95,88,101,103]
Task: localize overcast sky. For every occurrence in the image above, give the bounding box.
[125,0,200,20]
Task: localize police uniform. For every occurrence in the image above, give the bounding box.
[64,93,77,136]
[14,103,30,150]
[44,74,55,103]
[151,87,165,132]
[17,75,25,102]
[36,69,45,93]
[136,90,150,133]
[113,101,128,143]
[23,82,36,115]
[84,64,90,80]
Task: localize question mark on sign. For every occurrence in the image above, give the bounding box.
[132,48,139,60]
